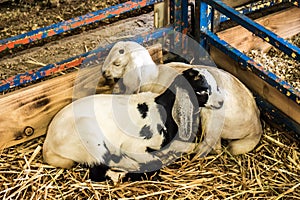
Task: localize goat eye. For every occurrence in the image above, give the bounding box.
[113,61,121,66]
[119,49,125,54]
[196,91,207,95]
[160,127,167,135]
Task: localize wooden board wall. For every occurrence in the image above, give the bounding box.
[0,44,163,149]
[214,6,300,125]
[210,46,300,126]
[217,7,300,53]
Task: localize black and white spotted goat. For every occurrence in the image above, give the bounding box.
[102,41,262,157]
[43,68,206,182]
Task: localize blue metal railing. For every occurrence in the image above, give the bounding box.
[0,27,173,92]
[196,0,300,134]
[201,0,300,61]
[219,0,296,23]
[0,0,164,55]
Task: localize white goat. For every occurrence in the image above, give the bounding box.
[102,41,159,94]
[102,41,262,156]
[43,69,205,182]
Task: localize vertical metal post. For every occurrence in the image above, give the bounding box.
[194,0,201,42]
[194,0,215,64]
[169,0,176,52]
[199,1,209,50]
[188,2,195,37]
[181,0,189,54]
[170,0,189,32]
[164,0,170,25]
[181,0,189,34]
[173,0,182,32]
[170,0,175,25]
[170,0,189,54]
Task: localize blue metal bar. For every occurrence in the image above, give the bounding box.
[170,0,175,25]
[194,0,201,42]
[202,0,300,61]
[0,0,163,54]
[182,0,189,54]
[199,2,210,49]
[0,27,173,93]
[173,0,183,32]
[204,29,300,104]
[182,0,189,33]
[170,0,189,54]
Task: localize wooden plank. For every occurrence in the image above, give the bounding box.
[223,0,256,8]
[217,7,300,52]
[0,44,162,149]
[210,45,300,124]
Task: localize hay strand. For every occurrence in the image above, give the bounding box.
[0,123,299,199]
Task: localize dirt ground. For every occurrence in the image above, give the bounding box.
[0,0,153,80]
[0,0,127,39]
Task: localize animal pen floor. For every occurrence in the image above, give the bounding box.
[0,1,299,199]
[1,125,299,199]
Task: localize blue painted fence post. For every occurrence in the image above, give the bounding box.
[169,0,189,54]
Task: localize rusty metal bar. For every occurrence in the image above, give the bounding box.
[0,27,173,92]
[204,29,300,104]
[0,0,163,55]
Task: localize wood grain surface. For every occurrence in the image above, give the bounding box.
[217,7,300,53]
[0,44,162,149]
[210,45,300,125]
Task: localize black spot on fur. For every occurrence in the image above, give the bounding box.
[102,143,122,164]
[139,125,153,139]
[197,93,209,107]
[154,88,177,148]
[124,160,163,181]
[140,160,163,172]
[146,147,156,153]
[182,68,211,107]
[137,103,149,118]
[89,164,110,182]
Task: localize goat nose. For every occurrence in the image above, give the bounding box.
[102,70,111,78]
[218,100,224,107]
[211,100,224,109]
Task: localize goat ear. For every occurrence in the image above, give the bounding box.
[172,87,195,141]
[182,68,198,78]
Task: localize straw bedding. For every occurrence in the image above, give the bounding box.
[1,123,299,199]
[248,33,300,92]
[1,36,300,200]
